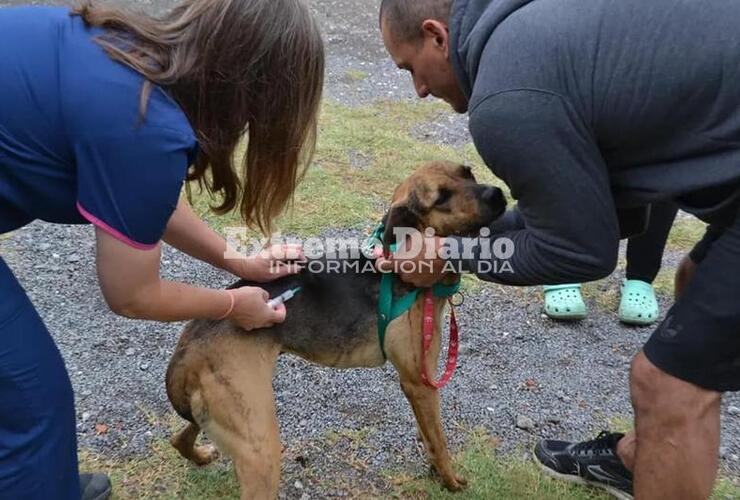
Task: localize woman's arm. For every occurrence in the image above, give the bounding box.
[163,198,304,282]
[94,228,286,329]
[162,197,243,276]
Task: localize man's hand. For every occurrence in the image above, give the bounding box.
[375,235,447,288]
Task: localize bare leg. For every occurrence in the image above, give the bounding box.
[674,253,697,299]
[616,251,699,473]
[630,353,721,499]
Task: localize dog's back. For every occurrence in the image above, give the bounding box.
[166,255,386,423]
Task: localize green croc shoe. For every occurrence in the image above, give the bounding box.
[619,279,659,325]
[543,284,587,320]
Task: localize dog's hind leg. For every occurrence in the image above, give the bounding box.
[170,420,219,466]
[385,303,467,491]
[194,333,282,500]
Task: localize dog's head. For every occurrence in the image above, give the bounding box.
[382,161,507,249]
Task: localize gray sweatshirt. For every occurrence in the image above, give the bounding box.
[449,0,740,285]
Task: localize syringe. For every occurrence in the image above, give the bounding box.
[267,287,302,309]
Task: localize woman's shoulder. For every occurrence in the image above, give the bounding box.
[58,17,195,147]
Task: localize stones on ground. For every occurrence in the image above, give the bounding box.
[728,406,740,417]
[516,415,535,431]
[294,481,304,490]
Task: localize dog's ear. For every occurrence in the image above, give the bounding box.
[382,200,420,250]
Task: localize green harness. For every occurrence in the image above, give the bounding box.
[363,224,461,359]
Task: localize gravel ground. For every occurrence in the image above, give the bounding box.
[1,0,739,496]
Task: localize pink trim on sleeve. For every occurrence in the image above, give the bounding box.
[76,201,158,251]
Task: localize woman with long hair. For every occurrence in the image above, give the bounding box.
[0,1,323,497]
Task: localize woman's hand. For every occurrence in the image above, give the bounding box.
[226,286,287,330]
[234,244,306,283]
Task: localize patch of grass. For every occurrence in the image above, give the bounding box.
[608,415,633,434]
[666,215,707,252]
[80,424,740,499]
[322,426,375,449]
[79,440,240,500]
[714,478,740,500]
[188,99,509,238]
[344,69,369,82]
[651,268,675,297]
[392,429,609,500]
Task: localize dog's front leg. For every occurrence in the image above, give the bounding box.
[385,303,467,491]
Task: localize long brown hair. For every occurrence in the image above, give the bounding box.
[74,0,325,234]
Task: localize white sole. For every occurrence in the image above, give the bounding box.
[533,451,634,500]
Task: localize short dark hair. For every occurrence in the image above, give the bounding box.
[379,0,453,43]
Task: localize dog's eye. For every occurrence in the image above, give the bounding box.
[435,188,452,206]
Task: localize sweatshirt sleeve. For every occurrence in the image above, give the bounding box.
[455,89,620,285]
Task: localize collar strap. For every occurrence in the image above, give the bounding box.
[368,223,461,359]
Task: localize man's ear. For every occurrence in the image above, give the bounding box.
[421,19,449,51]
[382,202,419,250]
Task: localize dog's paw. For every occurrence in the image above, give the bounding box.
[192,444,219,466]
[443,474,468,492]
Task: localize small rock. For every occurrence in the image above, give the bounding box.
[300,494,310,500]
[728,406,740,416]
[294,480,303,490]
[125,348,136,356]
[139,363,149,371]
[719,446,728,459]
[67,254,81,263]
[82,412,91,422]
[81,389,92,397]
[39,243,51,251]
[546,416,561,424]
[486,407,496,413]
[516,415,535,431]
[731,454,739,462]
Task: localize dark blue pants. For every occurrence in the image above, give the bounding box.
[0,257,79,499]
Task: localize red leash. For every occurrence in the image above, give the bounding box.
[420,289,459,389]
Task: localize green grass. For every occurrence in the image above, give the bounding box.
[188,99,508,238]
[344,69,369,82]
[79,422,740,499]
[80,439,240,500]
[666,215,707,252]
[390,430,609,500]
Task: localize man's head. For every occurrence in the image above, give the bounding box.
[380,0,468,113]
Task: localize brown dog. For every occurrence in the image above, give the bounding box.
[165,161,506,498]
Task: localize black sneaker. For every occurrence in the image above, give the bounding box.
[80,473,112,500]
[534,431,633,500]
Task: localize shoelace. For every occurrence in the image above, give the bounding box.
[571,431,620,456]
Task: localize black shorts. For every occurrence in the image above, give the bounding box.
[644,210,740,392]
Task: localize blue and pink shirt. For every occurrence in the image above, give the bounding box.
[0,7,197,250]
